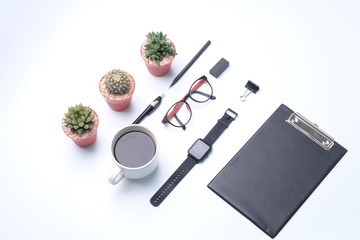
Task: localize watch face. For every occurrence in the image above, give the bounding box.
[188,139,211,161]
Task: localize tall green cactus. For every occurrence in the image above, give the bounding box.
[64,104,95,134]
[104,69,131,95]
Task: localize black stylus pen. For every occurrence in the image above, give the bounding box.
[132,94,164,124]
[169,40,211,88]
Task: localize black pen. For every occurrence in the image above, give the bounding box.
[169,40,211,88]
[132,94,164,124]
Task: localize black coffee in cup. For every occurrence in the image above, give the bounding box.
[114,131,156,168]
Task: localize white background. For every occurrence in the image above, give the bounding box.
[1,0,359,239]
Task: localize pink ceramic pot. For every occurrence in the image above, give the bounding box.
[62,108,99,147]
[99,73,135,111]
[140,39,175,77]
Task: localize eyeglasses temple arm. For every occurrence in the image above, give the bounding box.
[190,90,216,100]
[174,114,186,130]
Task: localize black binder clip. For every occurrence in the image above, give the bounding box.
[240,80,259,102]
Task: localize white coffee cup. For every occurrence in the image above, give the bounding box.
[108,125,159,184]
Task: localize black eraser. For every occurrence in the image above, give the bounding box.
[210,58,229,78]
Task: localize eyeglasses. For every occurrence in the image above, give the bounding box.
[162,75,216,130]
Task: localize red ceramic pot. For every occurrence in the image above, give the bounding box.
[99,73,135,111]
[140,39,176,77]
[62,108,99,147]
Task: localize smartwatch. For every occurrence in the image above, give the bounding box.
[150,108,238,207]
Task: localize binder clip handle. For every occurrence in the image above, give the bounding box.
[240,80,259,102]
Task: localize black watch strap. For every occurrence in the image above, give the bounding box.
[150,108,237,207]
[150,156,197,207]
[203,108,238,146]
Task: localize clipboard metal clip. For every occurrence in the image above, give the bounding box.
[286,112,334,150]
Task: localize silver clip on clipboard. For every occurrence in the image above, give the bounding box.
[286,112,334,151]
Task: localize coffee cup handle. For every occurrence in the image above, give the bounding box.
[108,166,125,185]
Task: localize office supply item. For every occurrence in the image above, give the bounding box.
[133,94,163,124]
[240,80,259,101]
[169,40,211,88]
[151,108,238,207]
[208,104,347,238]
[162,75,215,130]
[210,58,229,78]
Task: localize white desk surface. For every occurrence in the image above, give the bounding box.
[1,0,359,239]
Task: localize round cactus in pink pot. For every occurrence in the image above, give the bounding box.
[99,69,135,111]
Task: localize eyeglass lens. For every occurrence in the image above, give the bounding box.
[167,101,191,128]
[189,79,213,103]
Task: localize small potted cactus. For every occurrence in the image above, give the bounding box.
[141,31,177,77]
[99,69,135,111]
[62,103,99,147]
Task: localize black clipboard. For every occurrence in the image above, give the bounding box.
[208,104,347,238]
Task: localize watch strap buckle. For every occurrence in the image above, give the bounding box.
[218,108,238,127]
[225,108,238,120]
